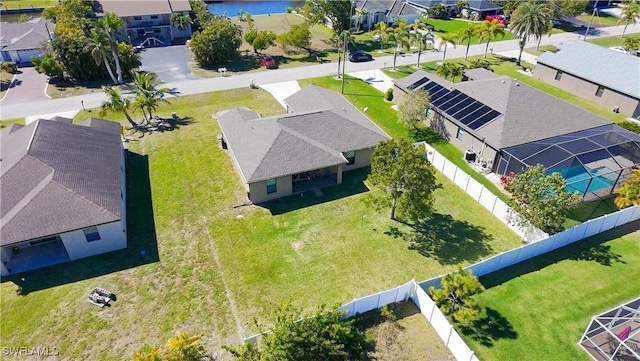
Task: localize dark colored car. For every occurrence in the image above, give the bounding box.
[348,51,373,62]
[261,55,277,69]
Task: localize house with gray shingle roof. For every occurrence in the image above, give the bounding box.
[0,17,53,64]
[216,86,390,203]
[0,118,126,276]
[394,69,640,200]
[534,42,640,119]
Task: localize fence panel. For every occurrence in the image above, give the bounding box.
[583,217,606,239]
[473,253,503,277]
[454,170,471,191]
[448,330,476,361]
[600,211,621,233]
[495,247,522,269]
[432,152,447,172]
[466,178,484,201]
[442,160,458,180]
[338,302,355,318]
[430,306,455,344]
[417,276,442,291]
[478,189,497,213]
[492,199,510,224]
[533,234,562,257]
[615,205,638,226]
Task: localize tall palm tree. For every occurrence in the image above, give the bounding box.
[457,23,478,60]
[87,28,118,84]
[130,71,171,122]
[101,12,127,84]
[373,21,393,52]
[437,62,464,81]
[618,6,639,38]
[477,20,505,58]
[438,32,458,63]
[389,27,411,70]
[622,36,640,52]
[536,20,553,50]
[411,19,427,47]
[509,2,552,65]
[415,31,435,67]
[355,8,368,32]
[100,86,138,128]
[170,12,193,37]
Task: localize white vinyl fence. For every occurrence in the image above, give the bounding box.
[420,142,548,243]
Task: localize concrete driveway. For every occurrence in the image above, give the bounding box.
[1,66,51,105]
[139,45,200,83]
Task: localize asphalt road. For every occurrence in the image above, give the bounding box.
[1,24,638,120]
[139,45,199,83]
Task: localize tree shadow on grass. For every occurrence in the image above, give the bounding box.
[480,220,639,289]
[458,307,518,347]
[128,115,194,137]
[259,167,370,215]
[397,213,493,265]
[410,126,447,145]
[0,152,159,295]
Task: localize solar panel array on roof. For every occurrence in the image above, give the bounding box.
[413,79,502,130]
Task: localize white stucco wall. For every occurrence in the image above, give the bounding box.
[61,221,126,260]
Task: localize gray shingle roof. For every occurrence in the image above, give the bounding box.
[218,87,390,183]
[356,0,397,12]
[0,119,123,246]
[462,68,500,81]
[0,17,53,51]
[93,0,191,17]
[536,42,640,99]
[394,70,612,149]
[466,0,502,11]
[389,1,422,16]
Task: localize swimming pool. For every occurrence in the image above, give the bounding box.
[549,165,616,195]
[208,1,306,16]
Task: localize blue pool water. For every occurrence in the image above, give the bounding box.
[550,165,615,195]
[208,1,306,16]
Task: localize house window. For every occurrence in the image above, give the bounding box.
[266,178,277,194]
[456,127,464,140]
[595,86,605,97]
[554,70,563,81]
[151,15,159,19]
[344,151,355,165]
[133,16,142,20]
[83,227,101,242]
[426,108,433,118]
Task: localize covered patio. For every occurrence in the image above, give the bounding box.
[3,238,70,275]
[292,171,339,194]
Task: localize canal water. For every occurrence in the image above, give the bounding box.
[207,1,306,17]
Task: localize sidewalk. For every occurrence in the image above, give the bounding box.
[1,24,638,120]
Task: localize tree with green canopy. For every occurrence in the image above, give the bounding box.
[615,169,640,208]
[509,2,552,65]
[430,266,485,324]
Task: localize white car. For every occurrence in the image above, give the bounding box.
[609,46,627,54]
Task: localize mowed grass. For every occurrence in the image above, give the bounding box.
[461,222,640,361]
[0,0,56,9]
[1,70,15,100]
[1,82,523,359]
[426,18,515,44]
[588,34,640,48]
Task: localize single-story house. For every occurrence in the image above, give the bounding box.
[0,17,54,64]
[0,118,126,276]
[394,69,640,200]
[354,0,397,30]
[535,42,640,119]
[217,86,390,203]
[93,0,192,47]
[356,0,501,25]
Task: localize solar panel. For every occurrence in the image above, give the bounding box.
[434,91,465,111]
[468,109,501,130]
[422,81,441,93]
[456,105,492,125]
[450,100,482,121]
[446,98,477,119]
[407,77,428,90]
[429,86,449,104]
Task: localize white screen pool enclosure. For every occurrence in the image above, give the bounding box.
[579,297,640,361]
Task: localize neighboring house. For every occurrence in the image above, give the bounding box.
[394,69,640,200]
[217,86,390,203]
[354,0,396,30]
[535,42,640,119]
[0,118,127,276]
[93,0,192,47]
[0,17,53,64]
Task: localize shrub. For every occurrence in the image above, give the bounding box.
[0,61,17,74]
[619,121,640,134]
[384,88,394,101]
[31,54,63,78]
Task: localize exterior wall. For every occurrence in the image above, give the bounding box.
[120,145,127,247]
[345,148,375,171]
[5,49,41,64]
[0,247,11,275]
[249,175,293,203]
[534,62,640,118]
[61,221,126,260]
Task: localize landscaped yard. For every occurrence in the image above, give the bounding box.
[459,221,640,361]
[588,34,640,48]
[0,82,524,360]
[426,18,515,44]
[576,12,621,27]
[0,0,56,9]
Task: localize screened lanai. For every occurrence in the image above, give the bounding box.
[495,124,640,200]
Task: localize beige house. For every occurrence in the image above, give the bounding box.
[93,0,192,46]
[535,42,640,119]
[217,86,390,203]
[0,118,127,276]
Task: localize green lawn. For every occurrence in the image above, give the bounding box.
[588,34,640,48]
[576,13,621,27]
[426,18,515,45]
[0,84,523,359]
[1,69,15,100]
[460,221,640,361]
[0,0,56,8]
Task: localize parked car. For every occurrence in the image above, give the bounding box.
[609,46,628,54]
[348,51,373,62]
[261,55,277,69]
[486,14,509,25]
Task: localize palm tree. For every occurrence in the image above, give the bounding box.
[436,62,452,79]
[437,62,464,81]
[509,2,552,65]
[411,19,427,47]
[438,32,458,63]
[100,86,138,128]
[536,20,553,50]
[373,21,394,52]
[429,3,448,19]
[618,6,639,38]
[130,71,171,122]
[415,31,435,67]
[87,28,118,84]
[623,36,640,52]
[389,27,411,70]
[101,12,127,84]
[130,347,161,361]
[355,8,368,32]
[457,23,478,60]
[477,20,505,58]
[164,332,207,361]
[170,12,193,37]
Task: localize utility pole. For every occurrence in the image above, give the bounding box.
[583,7,597,41]
[341,31,347,94]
